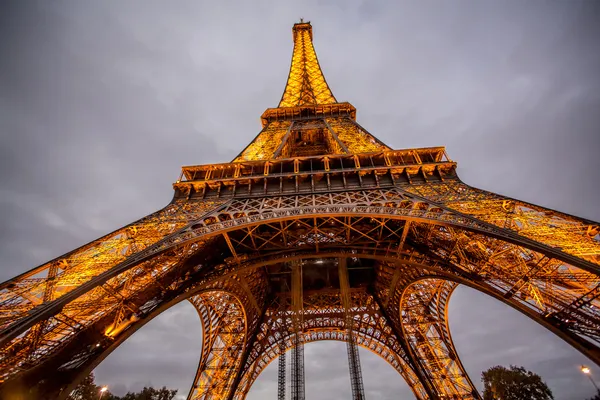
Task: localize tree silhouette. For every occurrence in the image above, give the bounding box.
[108,386,177,400]
[586,390,600,400]
[68,374,177,400]
[481,365,553,400]
[68,373,105,400]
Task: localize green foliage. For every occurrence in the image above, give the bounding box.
[68,374,177,400]
[481,365,554,400]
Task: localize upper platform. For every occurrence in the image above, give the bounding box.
[260,21,354,127]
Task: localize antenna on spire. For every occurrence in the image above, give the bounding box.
[292,19,313,41]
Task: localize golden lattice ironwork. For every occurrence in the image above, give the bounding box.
[236,21,388,163]
[278,22,336,108]
[0,20,598,400]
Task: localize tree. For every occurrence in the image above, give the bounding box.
[68,374,177,400]
[586,390,600,400]
[482,365,554,400]
[117,386,177,400]
[68,373,104,400]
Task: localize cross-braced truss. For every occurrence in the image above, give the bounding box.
[231,287,429,399]
[1,20,599,400]
[0,186,598,399]
[278,22,336,108]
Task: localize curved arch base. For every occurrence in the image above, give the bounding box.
[0,186,599,399]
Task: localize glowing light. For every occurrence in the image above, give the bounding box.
[582,366,591,374]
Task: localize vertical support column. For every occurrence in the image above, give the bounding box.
[278,342,286,400]
[339,258,366,400]
[290,261,305,400]
[346,341,365,400]
[277,294,287,400]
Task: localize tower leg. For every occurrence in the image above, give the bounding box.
[400,278,481,399]
[290,262,305,400]
[290,339,305,400]
[373,261,476,399]
[187,269,270,400]
[233,283,433,400]
[278,341,286,400]
[346,334,366,400]
[187,292,248,400]
[339,258,366,400]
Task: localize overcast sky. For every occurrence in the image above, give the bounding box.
[1,1,599,399]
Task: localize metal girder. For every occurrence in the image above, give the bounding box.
[399,279,480,399]
[188,293,246,400]
[232,288,431,400]
[278,342,286,400]
[346,340,366,400]
[277,294,287,400]
[1,202,598,397]
[290,262,305,400]
[0,19,599,400]
[186,269,270,400]
[404,181,599,266]
[1,200,599,397]
[339,258,366,400]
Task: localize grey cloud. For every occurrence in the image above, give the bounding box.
[1,1,599,399]
[94,301,203,398]
[449,287,598,399]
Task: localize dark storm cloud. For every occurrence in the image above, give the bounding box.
[1,1,599,399]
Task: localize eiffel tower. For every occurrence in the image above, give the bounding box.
[1,20,599,400]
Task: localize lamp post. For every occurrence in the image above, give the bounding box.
[99,386,108,400]
[581,365,599,392]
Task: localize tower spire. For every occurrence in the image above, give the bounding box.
[233,21,388,162]
[278,21,337,107]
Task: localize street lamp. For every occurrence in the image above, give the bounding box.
[99,386,108,399]
[581,365,599,391]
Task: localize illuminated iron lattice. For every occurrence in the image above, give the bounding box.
[0,20,599,400]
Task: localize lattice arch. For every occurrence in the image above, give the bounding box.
[231,287,430,399]
[398,278,476,398]
[0,202,598,399]
[57,251,596,400]
[234,331,427,400]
